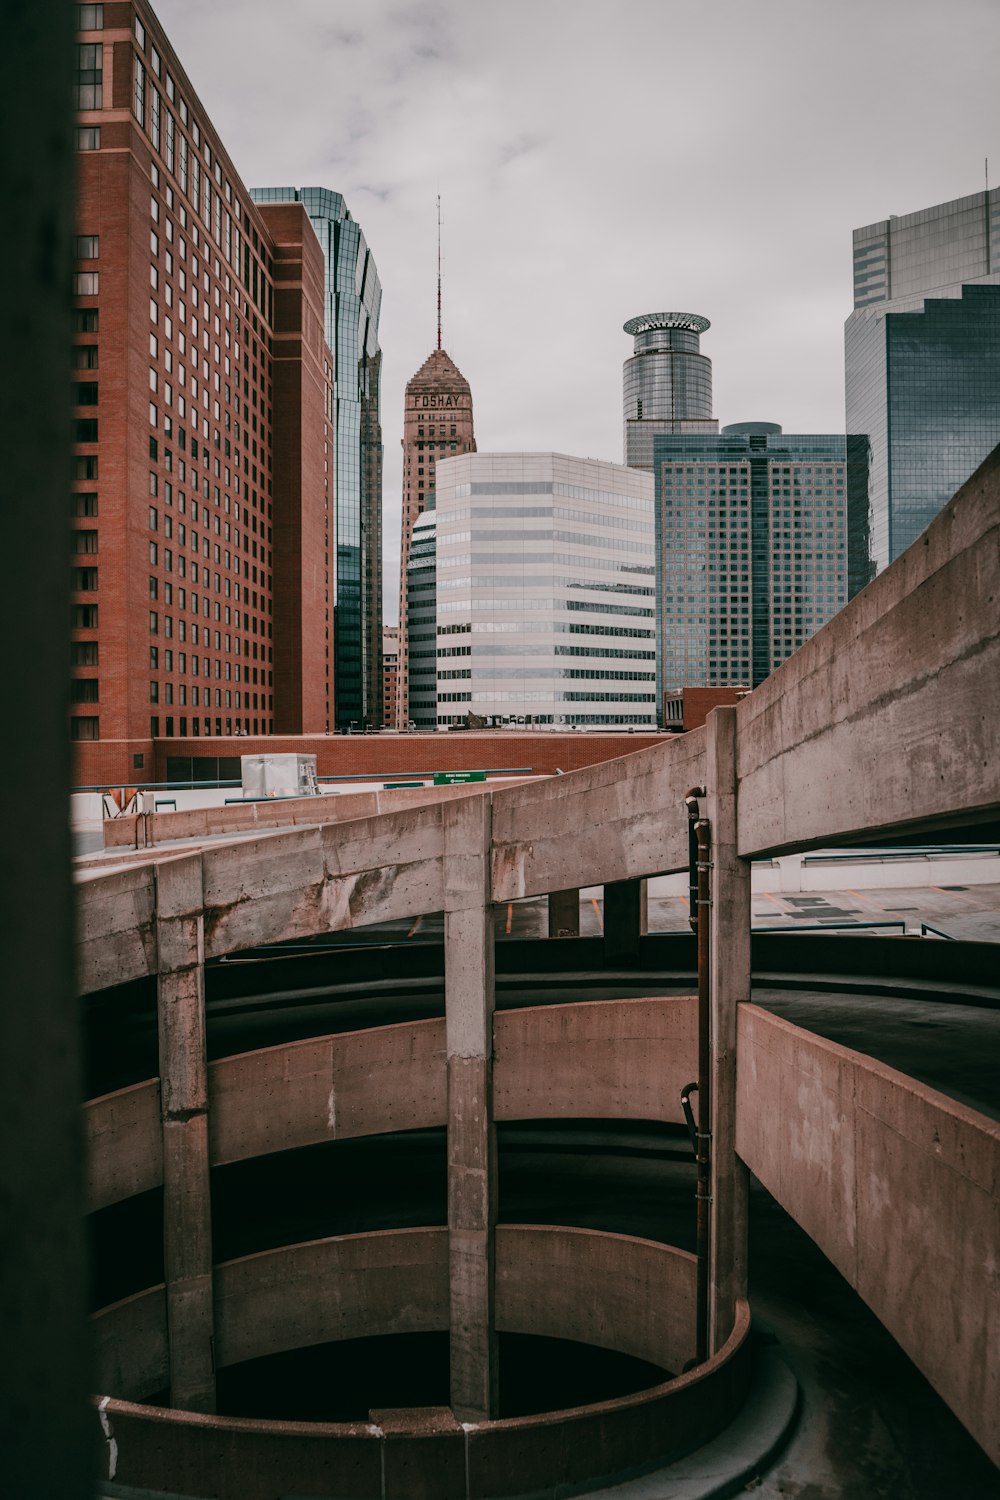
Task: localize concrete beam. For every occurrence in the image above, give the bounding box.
[444,794,499,1421]
[705,709,749,1351]
[736,453,1000,857]
[491,730,707,901]
[156,855,215,1413]
[202,803,449,957]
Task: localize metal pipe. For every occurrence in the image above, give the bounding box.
[685,787,703,933]
[694,813,713,1364]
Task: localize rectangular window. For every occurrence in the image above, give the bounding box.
[133,56,145,127]
[165,110,175,173]
[74,419,98,443]
[73,345,98,369]
[73,271,99,296]
[71,641,99,665]
[178,130,188,194]
[79,4,104,28]
[73,493,98,516]
[74,42,102,109]
[150,88,160,151]
[73,382,98,406]
[70,717,100,741]
[74,530,98,554]
[75,127,101,151]
[73,567,98,591]
[72,604,98,628]
[71,679,99,703]
[74,235,99,259]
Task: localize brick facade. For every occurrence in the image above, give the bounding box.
[70,0,334,756]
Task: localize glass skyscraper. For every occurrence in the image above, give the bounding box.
[654,426,854,706]
[622,312,718,469]
[251,186,383,728]
[845,190,1000,587]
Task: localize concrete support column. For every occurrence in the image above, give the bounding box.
[156,855,216,1412]
[705,708,750,1351]
[603,878,648,964]
[444,795,499,1420]
[547,887,580,937]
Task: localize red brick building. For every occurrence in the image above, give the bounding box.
[71,0,334,783]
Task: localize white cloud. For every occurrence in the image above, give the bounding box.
[155,0,1000,619]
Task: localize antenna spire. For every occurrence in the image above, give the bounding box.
[436,195,442,351]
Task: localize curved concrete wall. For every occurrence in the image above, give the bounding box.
[495,1225,696,1371]
[215,1228,449,1369]
[494,996,696,1125]
[85,1080,161,1211]
[92,1227,747,1500]
[93,1286,167,1402]
[87,1001,697,1205]
[737,1003,1000,1467]
[210,1018,447,1166]
[94,1225,697,1411]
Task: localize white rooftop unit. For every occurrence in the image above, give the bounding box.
[241,754,319,800]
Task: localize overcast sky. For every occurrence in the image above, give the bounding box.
[155,0,999,622]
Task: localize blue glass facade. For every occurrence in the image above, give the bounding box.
[845,190,1000,583]
[654,427,855,707]
[251,186,383,727]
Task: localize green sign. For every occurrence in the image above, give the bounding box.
[433,770,486,785]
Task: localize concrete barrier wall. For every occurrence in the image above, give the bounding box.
[215,1229,450,1369]
[76,864,156,993]
[93,1225,696,1403]
[201,807,449,959]
[491,727,707,900]
[85,1080,162,1212]
[92,1237,748,1500]
[102,780,507,850]
[495,1225,696,1372]
[494,996,697,1125]
[736,1003,1000,1466]
[735,454,1000,857]
[210,1019,448,1166]
[92,1286,167,1401]
[86,1003,693,1199]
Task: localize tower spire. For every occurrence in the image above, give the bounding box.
[437,195,442,351]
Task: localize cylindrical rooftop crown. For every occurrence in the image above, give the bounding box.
[623,310,714,464]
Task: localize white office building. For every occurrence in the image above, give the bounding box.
[434,453,657,727]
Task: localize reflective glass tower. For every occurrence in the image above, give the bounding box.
[845,190,1000,588]
[623,312,718,469]
[653,425,854,710]
[252,186,383,729]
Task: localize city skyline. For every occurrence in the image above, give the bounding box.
[148,0,999,620]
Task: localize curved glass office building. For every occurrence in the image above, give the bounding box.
[434,453,657,727]
[623,312,718,469]
[252,185,383,729]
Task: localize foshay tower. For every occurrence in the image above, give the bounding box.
[397,202,476,724]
